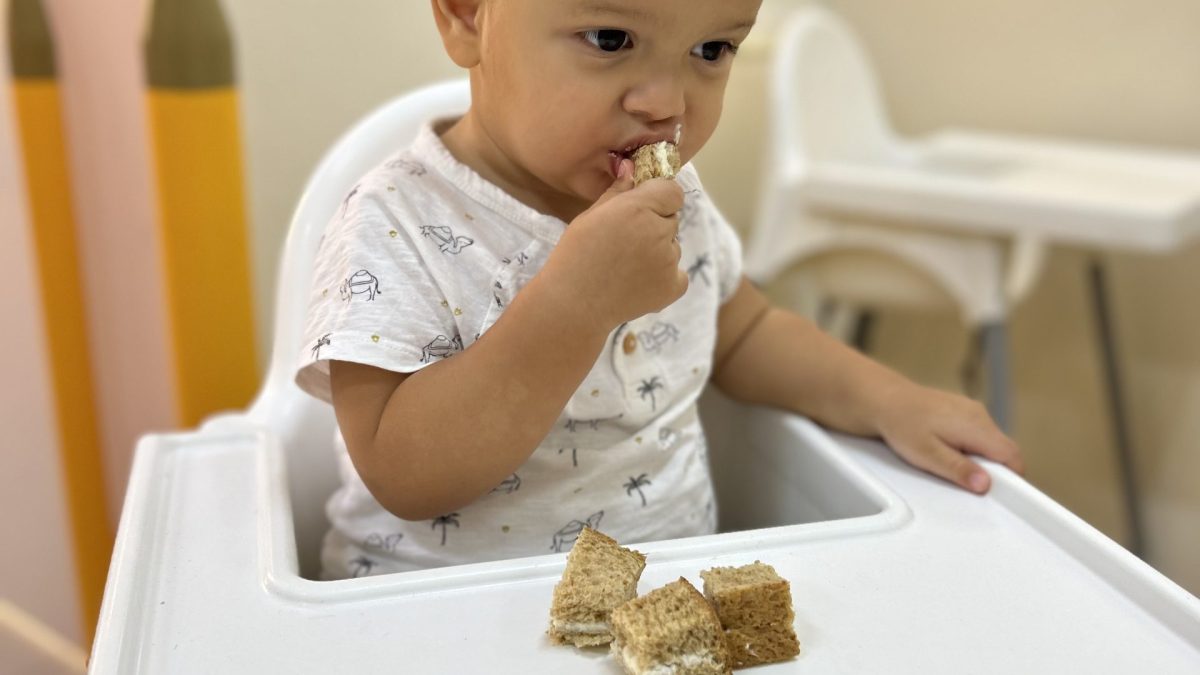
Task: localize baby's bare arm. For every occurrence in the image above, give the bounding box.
[331,273,610,522]
[712,277,1022,494]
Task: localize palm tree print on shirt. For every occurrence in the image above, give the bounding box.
[624,474,652,507]
[349,555,376,578]
[431,513,460,546]
[638,377,665,411]
[687,253,713,287]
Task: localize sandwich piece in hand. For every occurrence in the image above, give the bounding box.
[700,561,801,668]
[548,527,647,648]
[610,578,733,675]
[631,141,681,186]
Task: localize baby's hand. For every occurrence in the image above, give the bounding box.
[548,159,688,330]
[874,383,1025,494]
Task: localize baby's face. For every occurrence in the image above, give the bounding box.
[470,0,761,210]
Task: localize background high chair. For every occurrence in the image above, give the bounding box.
[746,4,1200,559]
[746,5,1042,433]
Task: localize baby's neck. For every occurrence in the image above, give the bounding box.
[438,114,589,223]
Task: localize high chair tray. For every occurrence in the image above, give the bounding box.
[90,405,1200,673]
[803,130,1200,252]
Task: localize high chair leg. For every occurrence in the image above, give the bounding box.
[981,322,1012,434]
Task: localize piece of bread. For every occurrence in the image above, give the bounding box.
[700,561,801,668]
[631,141,681,185]
[610,578,733,675]
[548,527,647,648]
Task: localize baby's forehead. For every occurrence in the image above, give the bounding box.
[508,0,759,27]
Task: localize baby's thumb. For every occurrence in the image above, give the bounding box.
[595,158,635,206]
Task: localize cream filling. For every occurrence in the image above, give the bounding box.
[553,619,610,635]
[649,142,678,178]
[619,644,721,675]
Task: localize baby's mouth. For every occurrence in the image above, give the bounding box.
[607,124,683,178]
[607,148,636,177]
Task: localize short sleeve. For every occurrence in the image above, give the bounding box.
[295,181,464,404]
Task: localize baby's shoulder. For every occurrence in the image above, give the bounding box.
[335,150,458,229]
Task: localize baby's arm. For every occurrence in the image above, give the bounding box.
[331,272,611,521]
[712,277,1024,494]
[331,166,686,521]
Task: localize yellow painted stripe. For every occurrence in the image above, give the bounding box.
[148,88,258,426]
[12,80,112,640]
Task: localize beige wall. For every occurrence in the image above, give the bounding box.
[230,0,1199,596]
[222,0,460,366]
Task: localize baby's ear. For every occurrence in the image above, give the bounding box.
[431,0,485,68]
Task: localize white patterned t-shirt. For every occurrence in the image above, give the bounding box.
[295,121,743,579]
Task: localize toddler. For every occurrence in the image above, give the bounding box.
[295,0,1024,579]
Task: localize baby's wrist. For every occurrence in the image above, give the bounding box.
[525,266,617,340]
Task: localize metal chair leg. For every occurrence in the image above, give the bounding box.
[980,322,1013,434]
[851,310,876,353]
[1087,258,1147,559]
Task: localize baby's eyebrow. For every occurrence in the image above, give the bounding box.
[720,19,757,33]
[572,0,651,23]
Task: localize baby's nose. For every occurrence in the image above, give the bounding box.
[622,76,686,123]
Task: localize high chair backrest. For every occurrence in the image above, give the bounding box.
[767,5,897,175]
[240,79,471,577]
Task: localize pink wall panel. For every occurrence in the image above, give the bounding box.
[44,0,179,525]
[0,24,84,645]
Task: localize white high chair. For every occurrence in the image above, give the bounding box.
[91,80,1200,675]
[746,4,1200,560]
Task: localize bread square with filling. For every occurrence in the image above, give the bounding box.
[700,561,801,668]
[610,577,732,675]
[548,527,647,648]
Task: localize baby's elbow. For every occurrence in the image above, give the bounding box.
[357,472,443,522]
[356,463,458,523]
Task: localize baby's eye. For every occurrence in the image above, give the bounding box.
[691,41,738,62]
[582,29,632,53]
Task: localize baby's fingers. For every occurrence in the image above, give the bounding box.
[944,407,1026,476]
[902,436,991,494]
[635,178,685,217]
